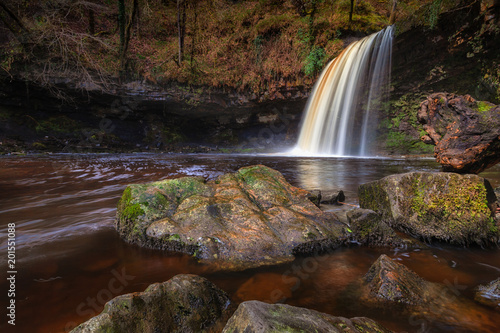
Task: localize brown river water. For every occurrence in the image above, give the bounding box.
[1,153,499,333]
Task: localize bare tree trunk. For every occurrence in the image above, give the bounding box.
[119,0,139,71]
[118,0,125,57]
[190,0,198,71]
[349,0,354,23]
[389,0,397,25]
[291,0,306,17]
[135,1,141,39]
[0,1,27,32]
[0,1,29,45]
[88,8,95,35]
[177,0,187,65]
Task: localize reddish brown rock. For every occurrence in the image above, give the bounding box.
[71,274,232,333]
[116,165,347,270]
[418,92,500,174]
[222,301,394,333]
[359,255,499,332]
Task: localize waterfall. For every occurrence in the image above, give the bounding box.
[295,26,394,156]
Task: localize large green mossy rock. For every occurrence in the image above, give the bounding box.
[70,274,231,333]
[358,172,499,246]
[222,300,393,333]
[116,165,347,269]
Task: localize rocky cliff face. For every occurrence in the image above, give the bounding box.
[0,77,306,153]
[383,0,500,155]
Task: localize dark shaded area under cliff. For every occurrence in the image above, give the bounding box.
[1,1,499,154]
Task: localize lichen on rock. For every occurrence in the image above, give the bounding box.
[115,165,347,270]
[358,171,499,246]
[418,93,500,174]
[222,300,394,333]
[70,274,232,333]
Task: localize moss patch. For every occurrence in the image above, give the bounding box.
[359,172,499,246]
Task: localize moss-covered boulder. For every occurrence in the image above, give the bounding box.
[116,165,347,269]
[70,274,231,333]
[475,277,500,311]
[358,255,498,332]
[358,172,499,246]
[222,300,393,333]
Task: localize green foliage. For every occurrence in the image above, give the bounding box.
[162,127,185,144]
[168,233,181,241]
[427,0,442,30]
[480,62,500,102]
[0,107,12,121]
[32,142,47,150]
[0,0,460,96]
[475,101,494,113]
[253,35,264,64]
[381,93,434,154]
[384,130,434,154]
[254,13,293,37]
[395,0,461,34]
[35,116,78,134]
[304,46,325,76]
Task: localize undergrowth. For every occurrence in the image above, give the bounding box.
[0,0,400,95]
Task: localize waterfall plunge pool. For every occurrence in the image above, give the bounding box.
[1,153,499,333]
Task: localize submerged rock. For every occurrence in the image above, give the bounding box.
[306,189,322,207]
[359,255,498,332]
[358,171,499,246]
[346,208,410,247]
[306,189,345,207]
[321,190,346,205]
[418,92,500,174]
[116,165,347,269]
[475,277,500,311]
[70,274,231,333]
[363,254,429,306]
[222,300,394,333]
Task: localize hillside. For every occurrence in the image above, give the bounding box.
[1,0,448,94]
[0,0,499,154]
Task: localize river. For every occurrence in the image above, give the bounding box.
[1,153,499,332]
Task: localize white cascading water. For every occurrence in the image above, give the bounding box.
[295,26,394,156]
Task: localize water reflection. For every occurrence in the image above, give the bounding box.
[293,156,442,205]
[0,154,499,333]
